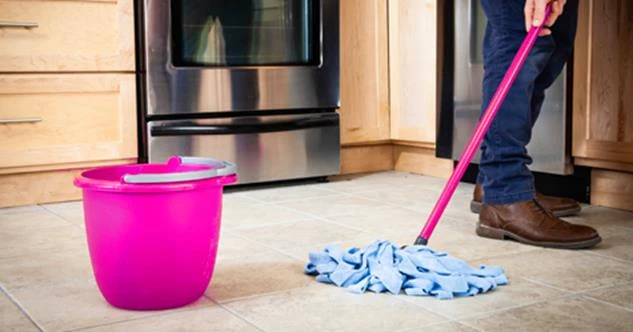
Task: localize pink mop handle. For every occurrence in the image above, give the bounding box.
[416,4,552,245]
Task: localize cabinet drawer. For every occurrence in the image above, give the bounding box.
[0,0,133,72]
[0,74,137,170]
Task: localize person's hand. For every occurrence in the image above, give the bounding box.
[524,0,566,36]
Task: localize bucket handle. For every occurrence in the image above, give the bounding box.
[122,156,237,184]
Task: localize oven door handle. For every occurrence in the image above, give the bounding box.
[150,114,339,136]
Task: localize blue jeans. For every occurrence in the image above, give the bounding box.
[477,0,578,204]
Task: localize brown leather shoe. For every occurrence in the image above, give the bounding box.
[477,200,601,249]
[470,184,581,217]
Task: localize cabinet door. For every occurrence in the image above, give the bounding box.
[388,0,437,143]
[339,0,390,144]
[0,0,134,72]
[573,0,633,169]
[0,74,137,172]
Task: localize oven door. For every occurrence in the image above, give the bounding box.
[148,112,340,184]
[144,0,339,115]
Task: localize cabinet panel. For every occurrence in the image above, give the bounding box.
[389,0,437,143]
[0,0,134,72]
[339,0,390,144]
[573,0,633,166]
[0,74,137,170]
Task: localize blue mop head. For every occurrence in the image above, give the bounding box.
[304,240,508,299]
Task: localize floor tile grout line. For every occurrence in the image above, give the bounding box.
[226,218,317,232]
[239,192,345,205]
[451,319,487,332]
[519,277,575,294]
[203,295,267,332]
[265,203,369,233]
[454,293,580,322]
[580,293,633,313]
[390,295,459,322]
[238,192,356,205]
[399,319,476,332]
[213,301,268,332]
[572,280,633,295]
[37,204,81,228]
[0,284,44,332]
[396,291,558,324]
[467,247,544,262]
[0,245,89,262]
[63,299,221,332]
[206,284,316,306]
[582,250,633,266]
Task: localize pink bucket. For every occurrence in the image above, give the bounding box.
[73,156,237,310]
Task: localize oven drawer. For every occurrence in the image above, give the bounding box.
[148,113,341,184]
[0,0,134,72]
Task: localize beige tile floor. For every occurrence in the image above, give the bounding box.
[1,172,633,331]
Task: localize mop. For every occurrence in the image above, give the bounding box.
[305,5,554,299]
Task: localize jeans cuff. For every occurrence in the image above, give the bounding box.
[483,190,535,205]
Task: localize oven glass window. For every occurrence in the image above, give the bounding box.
[172,0,319,67]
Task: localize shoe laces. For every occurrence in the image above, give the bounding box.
[529,199,555,218]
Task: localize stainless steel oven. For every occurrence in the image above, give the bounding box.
[139,0,340,184]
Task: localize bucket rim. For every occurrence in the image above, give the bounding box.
[73,157,237,193]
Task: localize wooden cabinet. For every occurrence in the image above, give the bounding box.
[339,0,390,145]
[573,0,633,211]
[338,0,451,177]
[0,0,134,72]
[388,0,438,144]
[0,0,137,208]
[0,74,137,173]
[573,0,633,171]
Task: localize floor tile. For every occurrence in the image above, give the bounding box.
[216,229,275,261]
[353,186,440,209]
[279,195,390,218]
[584,283,633,310]
[221,202,307,230]
[320,206,464,236]
[566,206,633,231]
[318,178,402,194]
[0,223,86,259]
[8,278,213,332]
[0,205,71,232]
[238,218,359,250]
[475,249,633,292]
[401,274,567,320]
[0,291,38,332]
[206,252,313,303]
[584,227,633,262]
[462,295,633,331]
[40,200,84,224]
[0,249,93,290]
[80,305,258,332]
[241,183,337,203]
[225,284,445,332]
[222,194,262,209]
[1,171,632,331]
[320,205,427,233]
[406,321,480,332]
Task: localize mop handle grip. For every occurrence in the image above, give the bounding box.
[415,4,553,245]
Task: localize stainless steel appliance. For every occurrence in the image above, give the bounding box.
[138,0,340,184]
[437,0,572,175]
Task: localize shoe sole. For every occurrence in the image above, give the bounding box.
[470,200,582,217]
[476,223,602,249]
